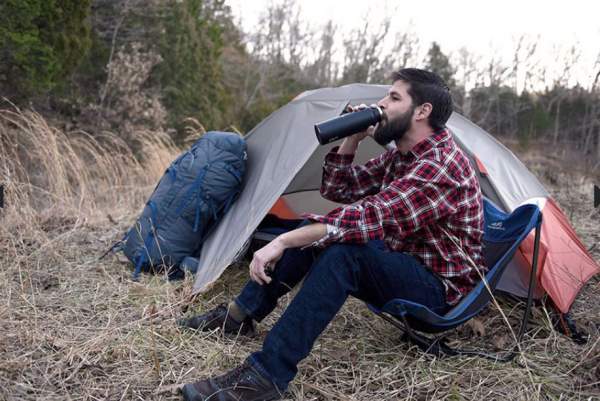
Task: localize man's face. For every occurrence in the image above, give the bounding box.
[374,80,416,146]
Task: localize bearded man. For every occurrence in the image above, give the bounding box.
[179,68,485,401]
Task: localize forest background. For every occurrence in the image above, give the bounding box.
[2,0,600,162]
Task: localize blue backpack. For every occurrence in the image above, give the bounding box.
[122,131,247,280]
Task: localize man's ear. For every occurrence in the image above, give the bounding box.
[415,103,433,121]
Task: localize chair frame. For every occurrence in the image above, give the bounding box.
[374,213,543,362]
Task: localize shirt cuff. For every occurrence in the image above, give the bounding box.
[324,146,355,168]
[301,213,342,248]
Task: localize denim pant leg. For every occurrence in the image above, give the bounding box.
[247,242,448,391]
[235,245,319,322]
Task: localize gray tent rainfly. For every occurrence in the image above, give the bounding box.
[193,84,598,314]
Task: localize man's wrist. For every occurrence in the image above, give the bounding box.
[273,223,327,249]
[273,234,290,250]
[338,138,360,155]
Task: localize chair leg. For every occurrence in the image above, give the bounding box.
[378,309,519,361]
[377,311,454,357]
[517,215,542,340]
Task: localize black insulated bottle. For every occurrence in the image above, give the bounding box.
[314,105,384,145]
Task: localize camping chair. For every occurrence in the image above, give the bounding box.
[368,198,543,362]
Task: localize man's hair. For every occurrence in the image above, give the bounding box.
[391,68,453,131]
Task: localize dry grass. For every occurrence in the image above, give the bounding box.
[0,109,598,400]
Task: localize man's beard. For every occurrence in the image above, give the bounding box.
[373,106,414,146]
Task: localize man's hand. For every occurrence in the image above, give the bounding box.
[338,104,378,154]
[249,237,286,285]
[248,223,328,285]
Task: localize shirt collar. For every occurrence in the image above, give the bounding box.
[397,128,451,161]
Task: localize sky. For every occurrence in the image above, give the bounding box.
[225,0,600,89]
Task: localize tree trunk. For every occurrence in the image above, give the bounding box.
[553,99,561,145]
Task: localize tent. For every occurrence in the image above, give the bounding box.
[193,84,599,313]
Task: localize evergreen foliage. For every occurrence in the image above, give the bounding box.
[517,91,551,143]
[426,42,457,90]
[157,0,231,137]
[0,0,91,99]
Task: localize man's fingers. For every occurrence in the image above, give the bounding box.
[249,259,262,285]
[249,267,259,284]
[255,266,271,285]
[250,246,281,285]
[251,268,264,285]
[350,103,368,113]
[250,256,272,285]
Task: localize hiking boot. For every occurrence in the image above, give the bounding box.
[181,362,282,401]
[178,304,255,336]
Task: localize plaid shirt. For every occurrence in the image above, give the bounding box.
[304,129,485,305]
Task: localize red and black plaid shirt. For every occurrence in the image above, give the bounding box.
[304,129,485,305]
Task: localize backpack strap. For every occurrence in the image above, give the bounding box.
[98,236,126,261]
[175,166,209,216]
[222,190,238,214]
[198,190,239,245]
[133,200,159,280]
[193,194,203,232]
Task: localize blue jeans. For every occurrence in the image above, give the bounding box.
[235,241,449,391]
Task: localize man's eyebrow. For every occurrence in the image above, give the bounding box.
[389,90,401,97]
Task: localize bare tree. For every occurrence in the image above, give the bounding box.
[546,45,581,144]
[453,47,480,116]
[588,53,600,160]
[373,25,423,83]
[250,0,312,66]
[305,20,338,86]
[509,35,541,94]
[341,16,391,84]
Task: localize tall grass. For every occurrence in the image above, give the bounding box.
[0,106,179,232]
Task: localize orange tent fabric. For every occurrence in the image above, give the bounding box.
[519,199,599,312]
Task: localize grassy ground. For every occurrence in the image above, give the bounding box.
[0,108,598,400]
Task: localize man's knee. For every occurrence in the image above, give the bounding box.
[306,244,369,289]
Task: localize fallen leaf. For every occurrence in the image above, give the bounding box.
[492,334,509,350]
[467,318,486,337]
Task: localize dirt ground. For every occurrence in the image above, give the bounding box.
[1,146,598,401]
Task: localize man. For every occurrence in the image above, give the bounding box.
[179,68,485,401]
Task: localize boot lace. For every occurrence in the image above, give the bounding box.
[213,363,255,388]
